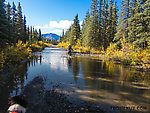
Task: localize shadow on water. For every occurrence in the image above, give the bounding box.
[0,47,150,113]
[0,61,28,113]
[66,56,150,113]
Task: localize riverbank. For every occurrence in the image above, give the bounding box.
[57,42,150,70]
[2,46,149,113]
[69,52,150,72]
[0,41,52,72]
[23,76,105,113]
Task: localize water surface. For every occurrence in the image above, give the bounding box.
[0,47,150,113]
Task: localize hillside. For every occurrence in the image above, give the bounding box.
[42,33,59,41]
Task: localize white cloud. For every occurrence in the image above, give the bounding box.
[34,20,74,35]
[80,21,83,25]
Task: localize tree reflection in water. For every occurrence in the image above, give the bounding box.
[0,54,42,113]
[0,61,28,112]
[0,48,149,113]
[68,56,150,113]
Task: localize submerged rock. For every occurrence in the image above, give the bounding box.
[22,76,105,113]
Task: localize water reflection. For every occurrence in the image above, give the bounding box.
[0,61,28,113]
[0,47,150,113]
[72,57,80,83]
[76,57,150,112]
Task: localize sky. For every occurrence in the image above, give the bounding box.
[5,0,121,35]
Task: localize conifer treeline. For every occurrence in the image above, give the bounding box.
[0,0,43,49]
[60,0,150,50]
[114,0,150,49]
[60,0,118,50]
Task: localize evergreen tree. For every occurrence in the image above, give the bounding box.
[70,14,80,45]
[38,29,42,41]
[90,0,99,48]
[82,11,93,47]
[114,0,131,47]
[65,26,72,43]
[11,2,17,42]
[121,0,132,38]
[98,0,103,47]
[16,2,24,42]
[6,2,13,42]
[59,29,64,42]
[32,26,35,41]
[11,2,17,24]
[128,0,150,48]
[27,26,29,41]
[80,20,85,46]
[113,19,124,47]
[144,0,150,43]
[6,3,11,21]
[102,0,109,49]
[144,0,150,46]
[112,0,118,40]
[29,26,32,42]
[107,0,113,43]
[0,0,11,48]
[34,29,38,41]
[23,15,27,42]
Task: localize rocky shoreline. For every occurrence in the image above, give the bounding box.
[23,76,105,113]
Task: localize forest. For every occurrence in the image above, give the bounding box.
[58,0,150,67]
[0,1,149,113]
[0,0,51,71]
[0,0,150,72]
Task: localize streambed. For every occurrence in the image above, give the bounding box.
[0,47,150,113]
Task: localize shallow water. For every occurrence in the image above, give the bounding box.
[0,47,150,113]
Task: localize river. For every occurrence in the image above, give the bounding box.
[0,47,150,113]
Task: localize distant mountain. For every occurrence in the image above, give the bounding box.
[42,33,59,41]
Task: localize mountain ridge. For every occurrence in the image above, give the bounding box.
[42,33,59,41]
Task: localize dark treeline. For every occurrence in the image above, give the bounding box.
[0,0,43,49]
[60,0,150,50]
[114,0,150,49]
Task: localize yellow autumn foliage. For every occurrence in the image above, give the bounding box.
[57,40,150,66]
[106,37,150,66]
[0,40,51,71]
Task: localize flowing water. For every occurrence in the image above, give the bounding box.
[0,47,150,113]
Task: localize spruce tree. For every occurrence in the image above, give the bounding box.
[107,0,113,43]
[80,20,85,46]
[0,0,10,48]
[90,0,99,48]
[34,29,38,41]
[27,26,29,41]
[12,2,17,24]
[6,3,11,21]
[6,2,13,42]
[82,11,93,47]
[16,2,24,42]
[70,14,80,45]
[143,0,150,47]
[32,26,35,41]
[11,2,17,42]
[128,0,150,48]
[29,26,32,42]
[114,0,131,47]
[67,26,72,43]
[23,15,27,43]
[59,29,64,42]
[38,29,42,41]
[112,0,118,40]
[102,0,109,49]
[98,0,103,47]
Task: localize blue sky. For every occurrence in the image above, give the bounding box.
[5,0,121,35]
